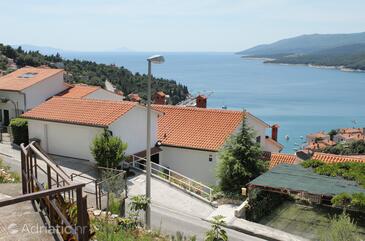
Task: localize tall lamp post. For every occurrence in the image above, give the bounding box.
[146,55,165,229]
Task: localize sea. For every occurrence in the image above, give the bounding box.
[62,52,365,153]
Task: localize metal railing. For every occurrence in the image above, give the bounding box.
[70,166,127,210]
[132,155,213,203]
[0,142,90,241]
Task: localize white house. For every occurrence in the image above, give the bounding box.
[151,104,283,185]
[22,97,160,161]
[0,67,66,126]
[59,84,125,101]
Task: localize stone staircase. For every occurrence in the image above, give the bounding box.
[0,183,56,241]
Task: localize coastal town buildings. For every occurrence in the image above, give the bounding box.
[333,128,365,143]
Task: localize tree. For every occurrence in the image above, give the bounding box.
[328,129,338,141]
[90,129,128,168]
[205,215,228,241]
[217,117,267,195]
[320,212,361,241]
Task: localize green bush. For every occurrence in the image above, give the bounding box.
[319,212,361,241]
[9,118,28,145]
[302,160,365,188]
[332,192,365,211]
[90,129,127,168]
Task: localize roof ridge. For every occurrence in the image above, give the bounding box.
[152,104,244,114]
[54,96,135,105]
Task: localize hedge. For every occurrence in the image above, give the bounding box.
[9,118,28,145]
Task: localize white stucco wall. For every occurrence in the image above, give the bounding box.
[159,146,218,185]
[245,114,269,150]
[22,72,66,110]
[0,91,25,123]
[85,89,124,101]
[109,106,159,155]
[28,120,103,161]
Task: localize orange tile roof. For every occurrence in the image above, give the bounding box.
[0,67,63,91]
[263,152,299,169]
[305,139,336,151]
[58,84,100,98]
[22,97,137,127]
[312,152,365,164]
[307,131,329,139]
[152,104,243,151]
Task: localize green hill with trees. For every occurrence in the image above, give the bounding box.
[0,44,189,104]
[237,32,365,71]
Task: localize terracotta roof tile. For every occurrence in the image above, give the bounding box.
[22,97,137,127]
[312,152,365,164]
[58,84,100,98]
[0,67,63,91]
[152,104,243,151]
[263,152,299,169]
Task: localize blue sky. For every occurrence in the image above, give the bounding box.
[1,0,365,52]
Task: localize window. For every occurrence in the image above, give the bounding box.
[208,154,213,162]
[0,109,2,122]
[256,136,261,143]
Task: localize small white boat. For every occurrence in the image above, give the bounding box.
[285,135,290,141]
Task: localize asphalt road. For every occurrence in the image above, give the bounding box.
[149,202,264,241]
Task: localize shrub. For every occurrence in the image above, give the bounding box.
[302,160,365,188]
[90,129,127,168]
[332,192,365,211]
[9,118,28,145]
[319,212,361,241]
[204,215,228,241]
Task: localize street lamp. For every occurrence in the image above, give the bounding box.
[146,55,165,229]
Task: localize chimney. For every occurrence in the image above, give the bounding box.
[196,95,207,108]
[271,124,279,142]
[128,93,141,103]
[154,91,166,105]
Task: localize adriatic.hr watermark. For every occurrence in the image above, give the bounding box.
[0,222,87,236]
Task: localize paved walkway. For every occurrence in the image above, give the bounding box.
[128,173,215,218]
[0,184,56,241]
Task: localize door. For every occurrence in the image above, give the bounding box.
[3,110,9,126]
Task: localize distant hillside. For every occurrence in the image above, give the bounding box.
[0,44,189,104]
[237,32,365,56]
[267,44,365,70]
[237,32,365,71]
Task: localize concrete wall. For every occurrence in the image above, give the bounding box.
[159,146,218,185]
[28,120,103,161]
[85,89,124,101]
[23,72,66,109]
[109,106,159,156]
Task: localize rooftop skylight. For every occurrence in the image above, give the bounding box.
[18,72,38,78]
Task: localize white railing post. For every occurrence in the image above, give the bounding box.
[168,169,171,182]
[132,156,135,168]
